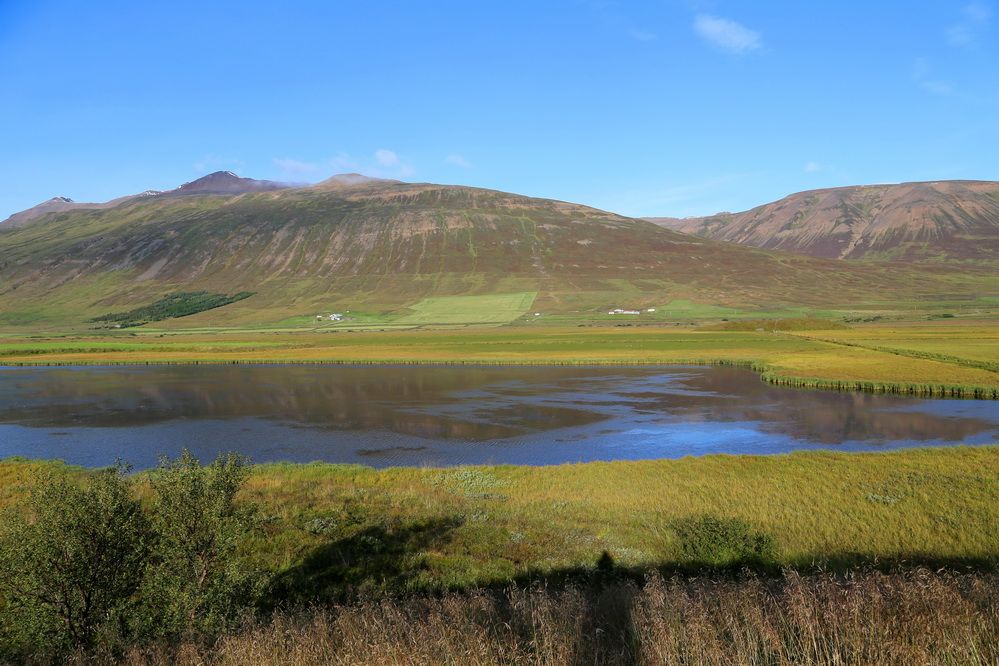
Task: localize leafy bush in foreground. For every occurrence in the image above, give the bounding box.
[0,451,257,662]
[0,465,149,657]
[138,451,257,642]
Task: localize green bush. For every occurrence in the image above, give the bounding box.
[669,515,777,568]
[0,464,150,659]
[138,450,259,642]
[0,451,259,660]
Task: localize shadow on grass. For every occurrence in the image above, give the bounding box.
[265,511,998,610]
[267,515,465,606]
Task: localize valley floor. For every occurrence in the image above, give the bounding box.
[1,319,997,398]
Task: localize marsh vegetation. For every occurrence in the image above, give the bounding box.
[0,446,997,662]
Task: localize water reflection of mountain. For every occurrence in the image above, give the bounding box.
[0,366,610,440]
[640,367,994,444]
[0,365,994,446]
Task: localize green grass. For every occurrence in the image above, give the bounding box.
[3,447,997,595]
[1,322,996,398]
[701,317,849,331]
[394,291,538,325]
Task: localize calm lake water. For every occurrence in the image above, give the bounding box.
[0,365,997,468]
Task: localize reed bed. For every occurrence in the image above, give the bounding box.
[119,568,998,666]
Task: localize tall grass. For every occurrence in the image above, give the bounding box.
[757,367,999,399]
[119,569,998,665]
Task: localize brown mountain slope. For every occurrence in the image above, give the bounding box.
[649,181,999,261]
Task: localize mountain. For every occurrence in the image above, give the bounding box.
[315,173,397,188]
[2,191,161,227]
[2,171,290,228]
[649,181,999,262]
[171,171,292,195]
[0,176,992,328]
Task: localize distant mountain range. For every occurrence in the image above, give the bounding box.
[648,181,999,262]
[0,173,994,328]
[2,191,163,228]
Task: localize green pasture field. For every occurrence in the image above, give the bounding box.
[393,291,537,325]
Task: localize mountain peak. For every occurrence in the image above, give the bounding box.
[2,196,88,227]
[173,171,292,195]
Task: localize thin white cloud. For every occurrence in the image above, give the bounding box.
[912,58,954,96]
[600,172,758,218]
[693,14,761,54]
[445,154,473,169]
[947,3,991,46]
[372,149,414,177]
[329,152,360,172]
[273,158,321,175]
[268,150,416,182]
[374,149,400,167]
[804,162,822,173]
[586,1,658,43]
[921,80,955,96]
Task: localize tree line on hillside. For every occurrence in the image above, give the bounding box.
[90,291,254,328]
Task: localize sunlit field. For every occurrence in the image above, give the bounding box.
[4,446,997,592]
[2,319,997,398]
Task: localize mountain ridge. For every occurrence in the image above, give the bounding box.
[0,175,993,329]
[647,180,999,261]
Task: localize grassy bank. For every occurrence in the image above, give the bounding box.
[4,447,998,596]
[1,321,997,398]
[5,448,999,663]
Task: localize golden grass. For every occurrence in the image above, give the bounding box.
[1,322,997,397]
[120,569,999,665]
[237,447,999,583]
[6,448,997,589]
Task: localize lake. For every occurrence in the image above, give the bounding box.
[0,364,996,468]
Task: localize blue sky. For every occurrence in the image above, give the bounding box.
[1,1,997,220]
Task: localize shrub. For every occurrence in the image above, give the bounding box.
[137,450,259,642]
[0,451,261,660]
[0,464,150,659]
[669,515,777,568]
